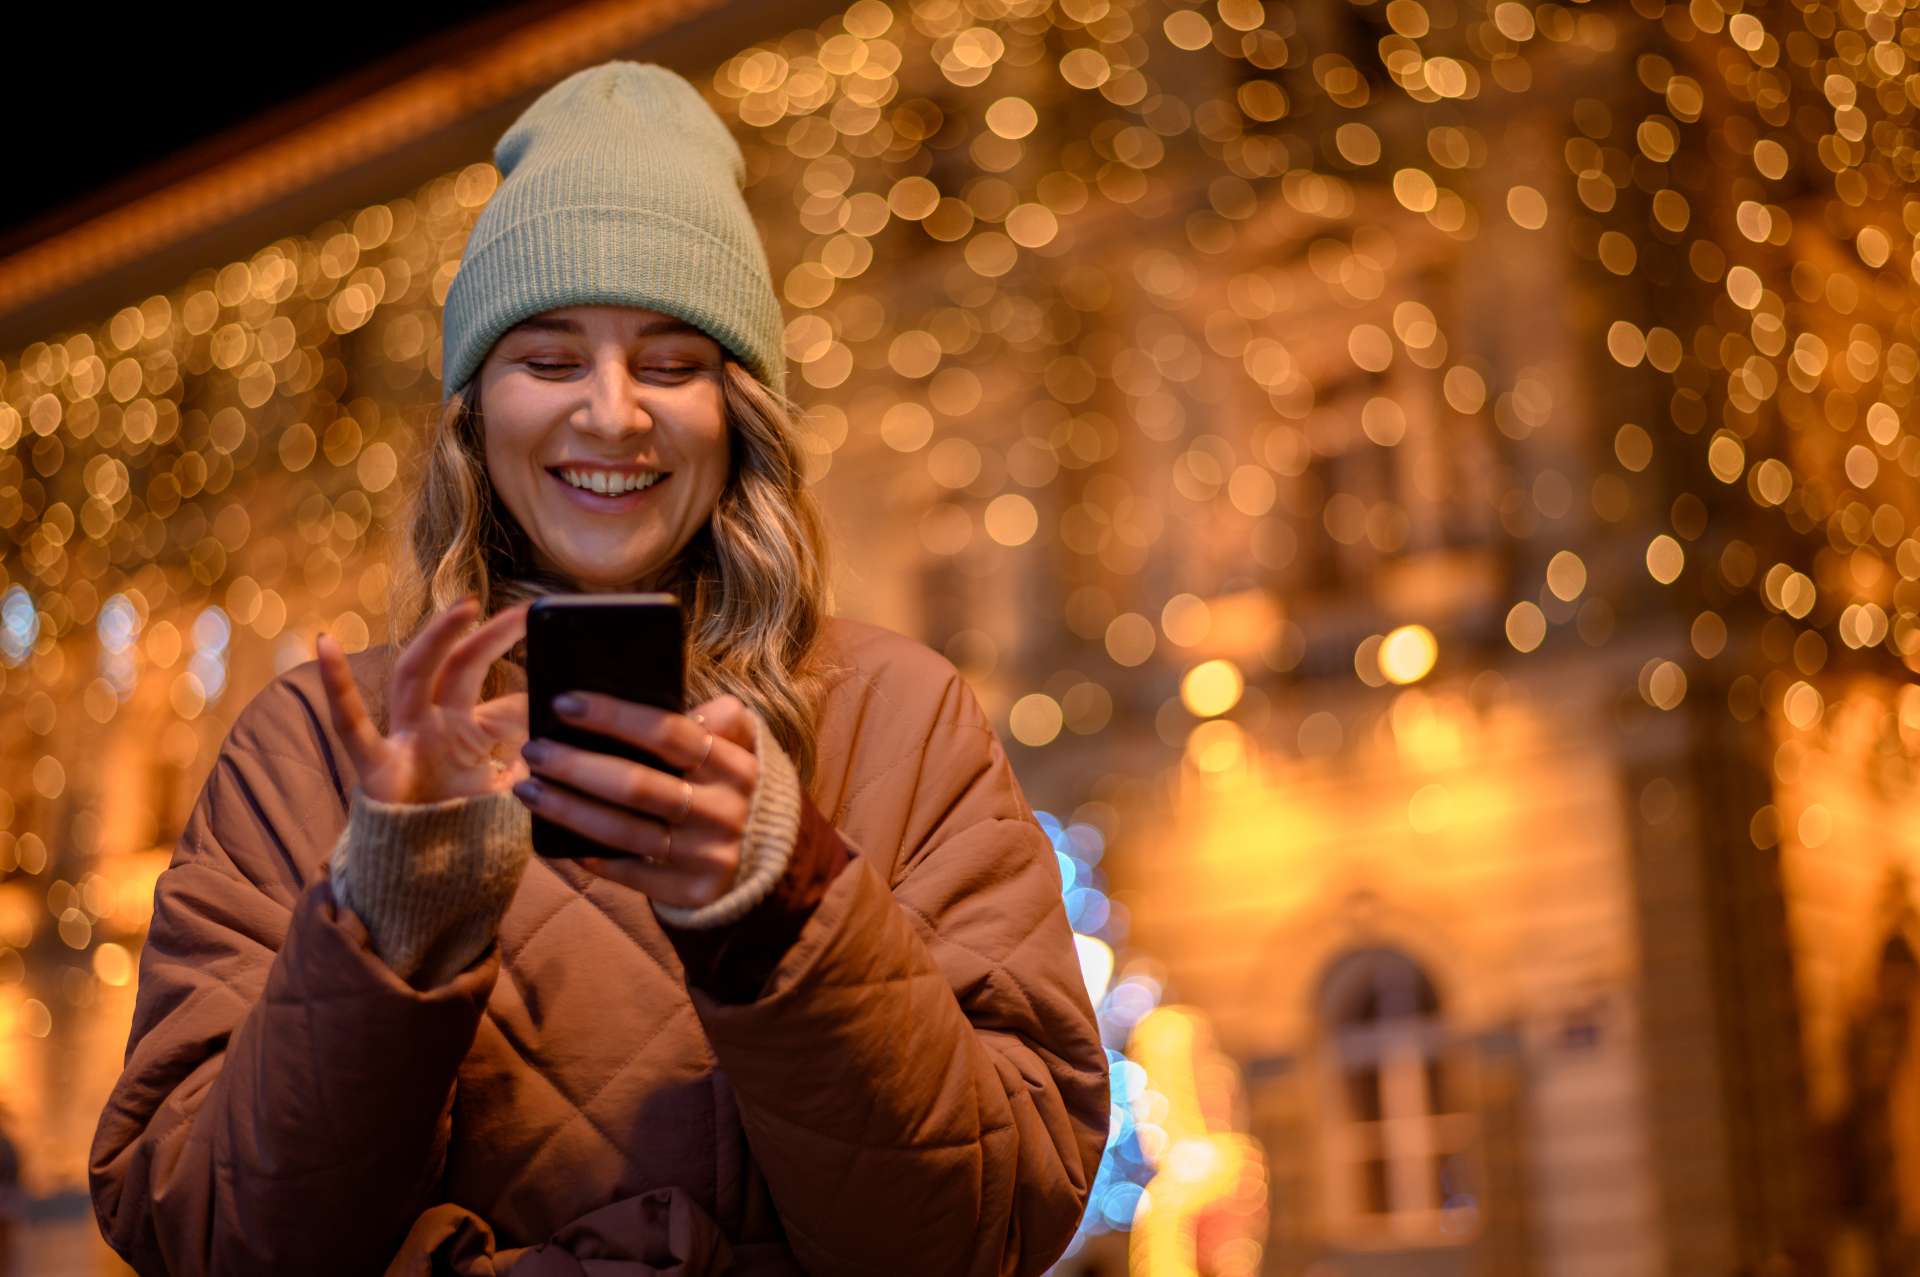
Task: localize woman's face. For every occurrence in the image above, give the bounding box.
[476,304,730,592]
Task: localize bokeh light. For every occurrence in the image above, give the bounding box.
[0,0,1912,1263]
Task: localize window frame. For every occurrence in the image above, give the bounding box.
[1313,946,1484,1248]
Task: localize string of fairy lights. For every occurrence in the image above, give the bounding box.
[0,0,1913,1239]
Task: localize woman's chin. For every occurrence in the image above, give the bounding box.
[545,556,665,593]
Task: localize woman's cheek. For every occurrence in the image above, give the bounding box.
[483,403,555,509]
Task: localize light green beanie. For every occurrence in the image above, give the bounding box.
[440,60,787,401]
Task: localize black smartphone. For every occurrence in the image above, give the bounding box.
[526,593,686,861]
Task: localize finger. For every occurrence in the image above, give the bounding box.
[578,854,732,910]
[474,692,530,748]
[434,600,532,711]
[553,695,756,785]
[682,696,759,786]
[578,855,674,895]
[315,632,385,774]
[688,694,756,753]
[517,776,728,872]
[520,741,746,831]
[390,597,480,728]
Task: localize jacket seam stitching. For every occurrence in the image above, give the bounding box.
[896,890,1051,1031]
[744,1097,1018,1151]
[484,998,694,1176]
[282,681,350,802]
[502,882,585,966]
[217,754,322,892]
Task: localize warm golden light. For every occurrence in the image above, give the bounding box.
[1074,933,1114,1006]
[1,0,1912,1242]
[1646,534,1685,585]
[1106,613,1157,667]
[1640,659,1688,711]
[1185,719,1247,774]
[1128,1006,1266,1277]
[1408,781,1453,834]
[1180,659,1244,718]
[1378,624,1438,685]
[91,941,133,987]
[983,494,1037,547]
[1506,602,1546,653]
[1009,693,1064,747]
[1546,551,1587,602]
[1783,681,1824,731]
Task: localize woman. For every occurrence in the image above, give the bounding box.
[89,61,1109,1276]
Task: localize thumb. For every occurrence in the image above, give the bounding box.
[474,692,530,748]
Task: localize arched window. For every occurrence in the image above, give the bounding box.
[1316,947,1477,1241]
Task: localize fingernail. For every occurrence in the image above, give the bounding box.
[553,693,586,716]
[513,779,542,805]
[521,739,550,764]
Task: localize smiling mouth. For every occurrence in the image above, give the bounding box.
[547,467,672,497]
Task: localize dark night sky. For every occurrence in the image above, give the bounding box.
[2,3,544,255]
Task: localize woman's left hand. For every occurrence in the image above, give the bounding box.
[515,693,761,911]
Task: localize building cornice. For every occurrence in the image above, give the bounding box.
[0,0,839,347]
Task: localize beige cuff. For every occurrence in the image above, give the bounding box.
[329,786,532,987]
[651,713,803,931]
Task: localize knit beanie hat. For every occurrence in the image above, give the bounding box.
[439,61,787,401]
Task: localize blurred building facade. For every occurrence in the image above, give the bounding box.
[0,1,1916,1275]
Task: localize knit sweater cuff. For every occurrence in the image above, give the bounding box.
[651,713,802,931]
[328,786,533,988]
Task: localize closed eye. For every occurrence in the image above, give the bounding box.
[523,362,703,378]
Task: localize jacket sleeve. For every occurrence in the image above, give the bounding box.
[87,673,503,1276]
[685,667,1112,1277]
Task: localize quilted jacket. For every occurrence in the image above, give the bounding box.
[89,616,1110,1276]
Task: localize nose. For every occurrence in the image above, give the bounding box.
[575,358,652,442]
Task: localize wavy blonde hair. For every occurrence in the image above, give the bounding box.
[382,359,836,782]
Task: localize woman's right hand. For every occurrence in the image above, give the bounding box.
[314,595,533,805]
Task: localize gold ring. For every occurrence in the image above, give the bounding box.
[694,731,715,773]
[659,822,672,865]
[672,778,693,823]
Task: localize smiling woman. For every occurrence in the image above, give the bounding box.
[478,306,732,597]
[89,58,1108,1277]
[398,308,832,785]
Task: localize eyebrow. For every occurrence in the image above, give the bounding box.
[506,315,706,339]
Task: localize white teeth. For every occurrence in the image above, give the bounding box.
[559,468,663,495]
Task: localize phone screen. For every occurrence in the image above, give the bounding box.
[526,593,686,860]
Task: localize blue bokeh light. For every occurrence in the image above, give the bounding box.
[1,586,39,667]
[189,605,232,702]
[97,594,144,698]
[1041,803,1160,1267]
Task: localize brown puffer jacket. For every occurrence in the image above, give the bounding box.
[89,617,1109,1276]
